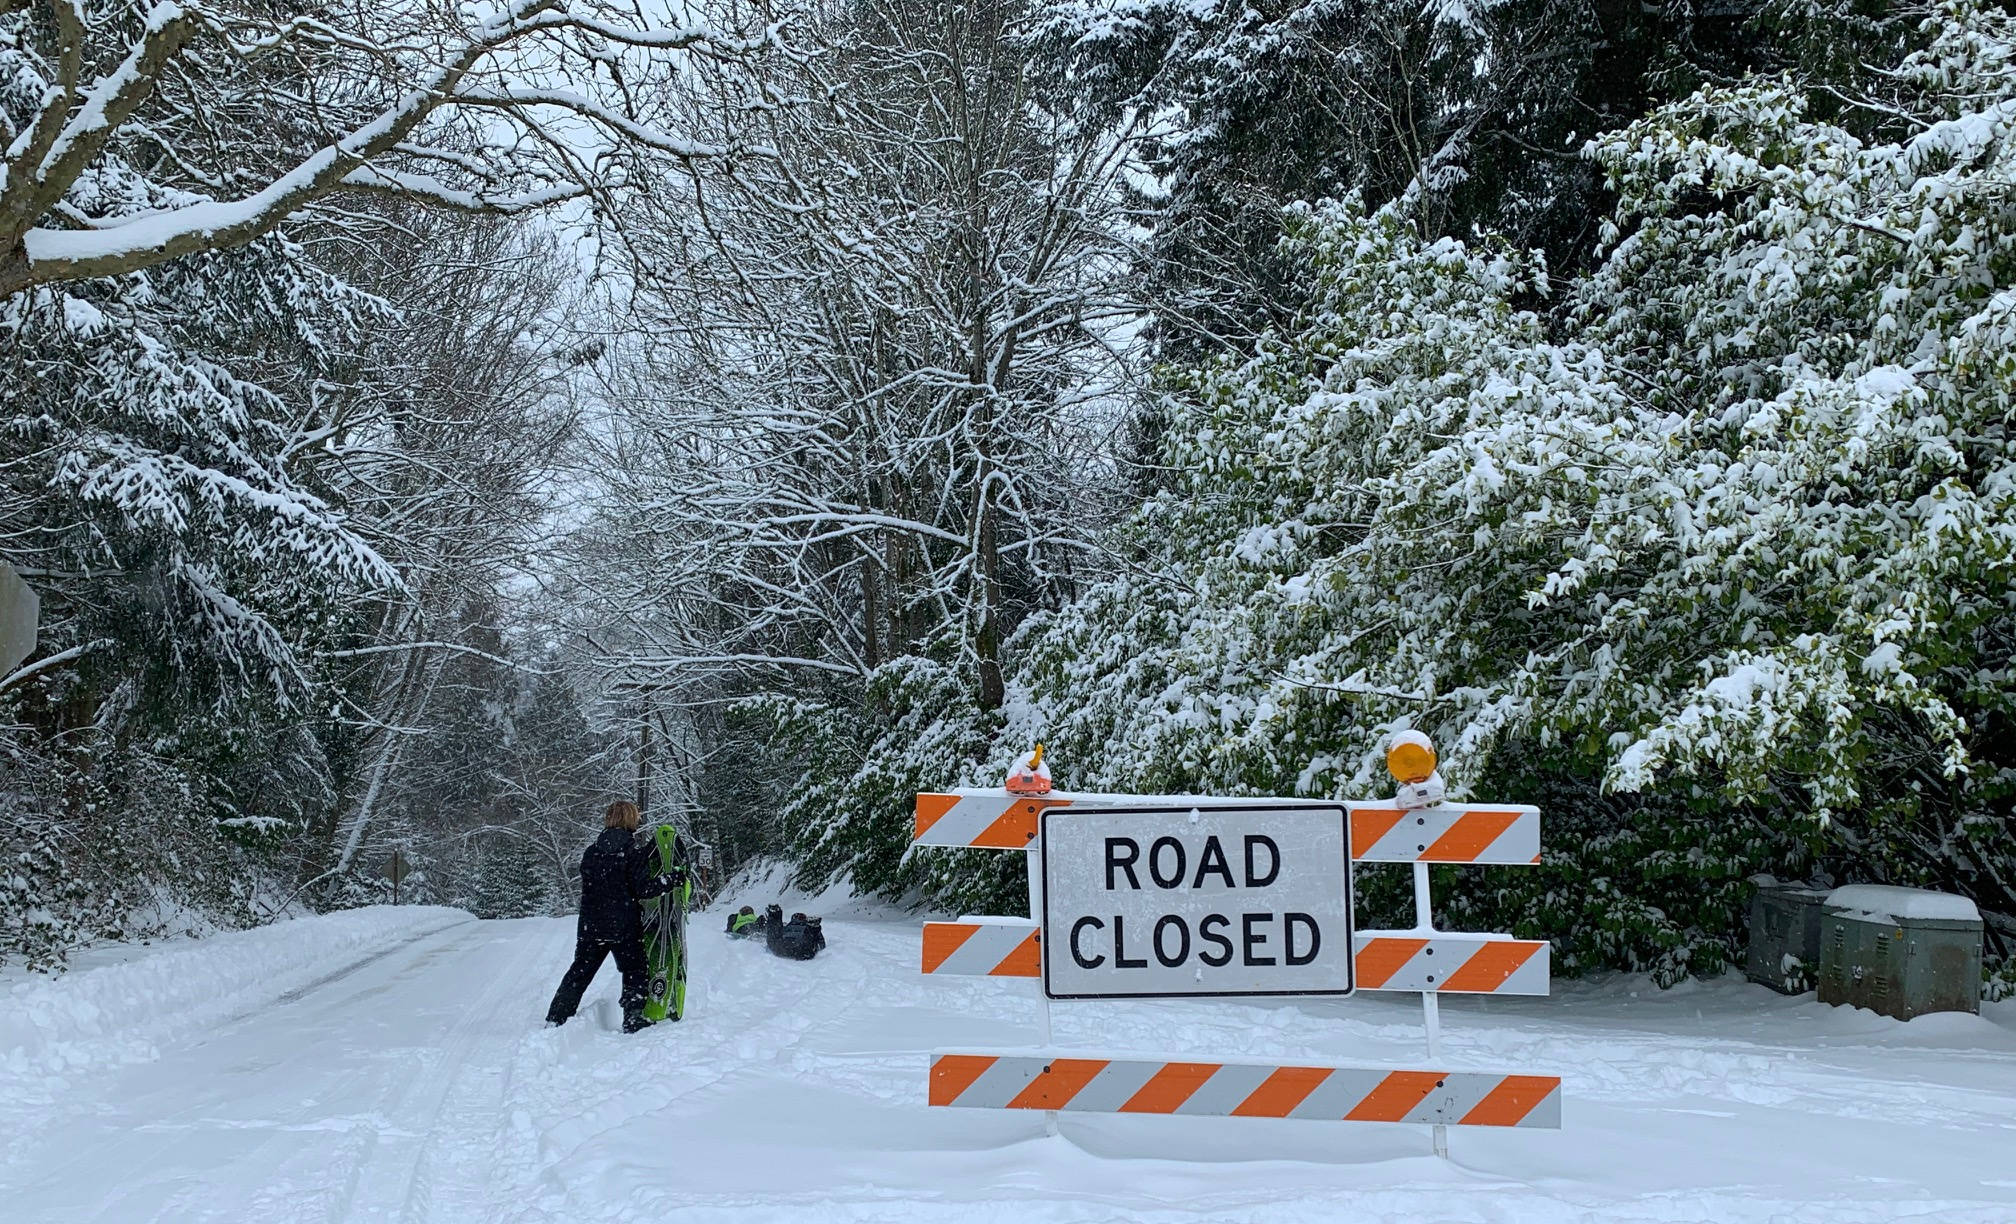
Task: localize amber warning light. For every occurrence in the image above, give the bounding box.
[1386,730,1437,786]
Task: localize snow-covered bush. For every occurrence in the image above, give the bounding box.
[995,1,2016,977]
[754,653,1031,916]
[0,3,621,962]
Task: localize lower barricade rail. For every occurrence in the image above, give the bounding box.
[928,1052,1561,1128]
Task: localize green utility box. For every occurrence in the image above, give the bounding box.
[1817,885,1982,1021]
[1744,880,1830,994]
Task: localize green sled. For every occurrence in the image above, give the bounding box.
[640,824,691,1023]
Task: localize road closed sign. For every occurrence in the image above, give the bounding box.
[1040,804,1353,1000]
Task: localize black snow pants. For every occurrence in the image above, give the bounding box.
[546,934,650,1031]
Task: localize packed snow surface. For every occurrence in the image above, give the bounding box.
[0,905,467,1101]
[1825,884,1982,923]
[3,900,2015,1222]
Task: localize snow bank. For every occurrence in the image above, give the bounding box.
[714,857,906,920]
[1825,885,1981,923]
[0,904,467,1108]
[8,917,2016,1220]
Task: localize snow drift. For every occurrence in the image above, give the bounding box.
[0,905,467,1107]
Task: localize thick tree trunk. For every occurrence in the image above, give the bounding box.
[0,238,27,299]
[861,540,883,670]
[975,494,1004,710]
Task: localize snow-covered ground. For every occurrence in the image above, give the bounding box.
[4,901,2015,1223]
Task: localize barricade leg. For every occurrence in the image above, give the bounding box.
[1414,861,1449,1160]
[1028,845,1058,1137]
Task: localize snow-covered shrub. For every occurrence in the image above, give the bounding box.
[998,0,2016,977]
[754,653,1030,916]
[1,239,394,964]
[1985,958,2016,1004]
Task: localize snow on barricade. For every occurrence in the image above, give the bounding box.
[1824,885,1981,924]
[0,905,467,1104]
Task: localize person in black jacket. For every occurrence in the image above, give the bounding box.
[545,800,679,1033]
[763,903,826,961]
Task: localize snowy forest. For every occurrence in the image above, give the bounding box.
[2,0,2012,992]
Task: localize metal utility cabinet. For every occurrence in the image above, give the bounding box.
[1817,885,1983,1020]
[1744,880,1830,994]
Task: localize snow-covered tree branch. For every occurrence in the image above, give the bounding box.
[0,0,762,297]
[574,0,1142,719]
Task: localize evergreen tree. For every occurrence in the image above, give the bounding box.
[1028,0,1779,359]
[472,836,552,921]
[994,0,2016,978]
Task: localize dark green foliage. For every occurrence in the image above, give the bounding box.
[1028,0,1782,361]
[748,653,1006,908]
[748,2,2016,995]
[1407,746,1825,987]
[472,836,552,920]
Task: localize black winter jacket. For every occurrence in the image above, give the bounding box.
[576,827,671,942]
[764,904,826,961]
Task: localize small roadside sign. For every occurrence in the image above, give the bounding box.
[0,561,38,677]
[384,850,409,904]
[1040,804,1354,1000]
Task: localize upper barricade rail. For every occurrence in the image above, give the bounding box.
[913,788,1539,864]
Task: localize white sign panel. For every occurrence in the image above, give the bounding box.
[0,561,37,677]
[1040,804,1354,1000]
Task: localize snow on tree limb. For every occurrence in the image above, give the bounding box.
[0,0,762,297]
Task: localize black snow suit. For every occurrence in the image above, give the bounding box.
[546,828,674,1031]
[764,903,826,961]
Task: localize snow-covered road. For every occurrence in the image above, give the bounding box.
[6,906,2016,1223]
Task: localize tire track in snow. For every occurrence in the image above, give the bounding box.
[493,916,882,1221]
[2,921,484,1222]
[330,921,566,1224]
[264,920,473,1010]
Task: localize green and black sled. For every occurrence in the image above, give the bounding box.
[641,824,692,1022]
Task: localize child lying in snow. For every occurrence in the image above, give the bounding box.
[763,904,826,961]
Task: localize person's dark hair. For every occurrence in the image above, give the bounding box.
[792,912,807,922]
[605,800,641,830]
[739,905,754,915]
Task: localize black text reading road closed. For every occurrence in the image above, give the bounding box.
[1040,805,1354,1000]
[1068,836,1322,971]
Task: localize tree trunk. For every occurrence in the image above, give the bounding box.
[861,537,883,670]
[638,712,654,817]
[975,490,1004,710]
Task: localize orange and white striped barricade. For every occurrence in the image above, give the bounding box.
[912,761,1558,1148]
[928,1053,1560,1128]
[921,917,1043,979]
[1349,931,1550,994]
[1345,801,1541,865]
[915,789,1541,864]
[920,918,1551,997]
